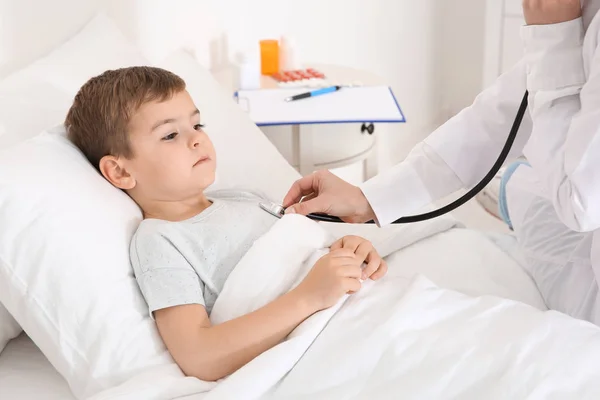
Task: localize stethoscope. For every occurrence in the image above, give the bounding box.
[261,91,530,224]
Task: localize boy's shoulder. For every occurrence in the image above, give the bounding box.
[130,218,174,251]
[129,218,191,270]
[134,217,171,235]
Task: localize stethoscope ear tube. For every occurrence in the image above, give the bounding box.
[307,91,530,224]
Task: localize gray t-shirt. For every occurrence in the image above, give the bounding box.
[130,191,277,316]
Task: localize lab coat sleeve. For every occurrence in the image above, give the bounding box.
[360,60,532,226]
[521,18,600,232]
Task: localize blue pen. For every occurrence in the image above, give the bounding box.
[284,86,341,102]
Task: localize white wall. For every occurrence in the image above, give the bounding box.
[107,0,487,171]
[0,0,103,78]
[436,0,487,122]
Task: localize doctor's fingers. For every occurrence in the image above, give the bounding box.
[287,195,334,216]
[283,173,321,207]
[300,192,317,203]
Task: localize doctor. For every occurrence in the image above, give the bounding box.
[283,0,600,324]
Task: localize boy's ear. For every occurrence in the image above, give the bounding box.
[99,155,136,190]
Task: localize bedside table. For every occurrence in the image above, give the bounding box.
[212,64,405,178]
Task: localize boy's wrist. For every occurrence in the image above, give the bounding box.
[288,286,320,317]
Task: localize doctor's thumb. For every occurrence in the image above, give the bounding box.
[285,197,328,216]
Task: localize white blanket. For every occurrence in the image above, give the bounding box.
[93,215,600,400]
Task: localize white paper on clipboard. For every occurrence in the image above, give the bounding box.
[235,86,405,126]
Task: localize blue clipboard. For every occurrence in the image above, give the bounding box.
[234,86,406,127]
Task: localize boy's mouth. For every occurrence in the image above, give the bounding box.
[193,156,210,167]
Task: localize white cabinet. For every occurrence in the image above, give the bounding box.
[484,0,525,86]
[260,123,377,171]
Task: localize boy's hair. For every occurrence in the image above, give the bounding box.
[65,66,186,169]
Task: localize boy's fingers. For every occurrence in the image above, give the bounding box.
[339,264,362,279]
[344,278,362,294]
[361,258,381,280]
[370,260,388,281]
[332,236,367,254]
[344,237,362,253]
[354,241,374,264]
[330,238,343,252]
[329,248,359,259]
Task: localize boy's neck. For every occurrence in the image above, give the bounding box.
[141,193,213,222]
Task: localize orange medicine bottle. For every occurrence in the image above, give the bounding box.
[260,39,279,75]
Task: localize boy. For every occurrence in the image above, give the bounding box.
[64,66,387,382]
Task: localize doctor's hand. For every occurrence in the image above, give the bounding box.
[283,170,376,223]
[523,0,581,26]
[331,235,388,281]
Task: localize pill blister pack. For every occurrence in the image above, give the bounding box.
[271,68,325,82]
[270,68,363,88]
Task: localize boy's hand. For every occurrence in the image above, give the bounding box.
[296,249,363,312]
[330,236,387,281]
[523,0,581,26]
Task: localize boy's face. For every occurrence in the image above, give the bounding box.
[114,90,216,202]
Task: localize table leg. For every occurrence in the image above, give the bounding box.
[292,125,314,176]
[363,136,379,181]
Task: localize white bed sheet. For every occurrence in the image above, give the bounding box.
[0,333,75,400]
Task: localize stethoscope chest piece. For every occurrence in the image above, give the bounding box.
[259,201,286,219]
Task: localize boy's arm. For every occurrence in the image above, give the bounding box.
[151,248,365,382]
[133,232,317,381]
[154,287,313,382]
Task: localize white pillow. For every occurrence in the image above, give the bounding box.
[0,10,149,359]
[0,127,169,398]
[0,27,300,400]
[0,11,145,397]
[0,11,148,149]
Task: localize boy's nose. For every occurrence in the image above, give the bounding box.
[190,130,202,148]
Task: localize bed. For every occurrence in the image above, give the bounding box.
[0,334,76,400]
[2,1,600,399]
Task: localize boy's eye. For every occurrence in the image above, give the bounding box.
[162,132,178,141]
[194,124,205,131]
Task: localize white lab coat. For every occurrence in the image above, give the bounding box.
[360,10,600,323]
